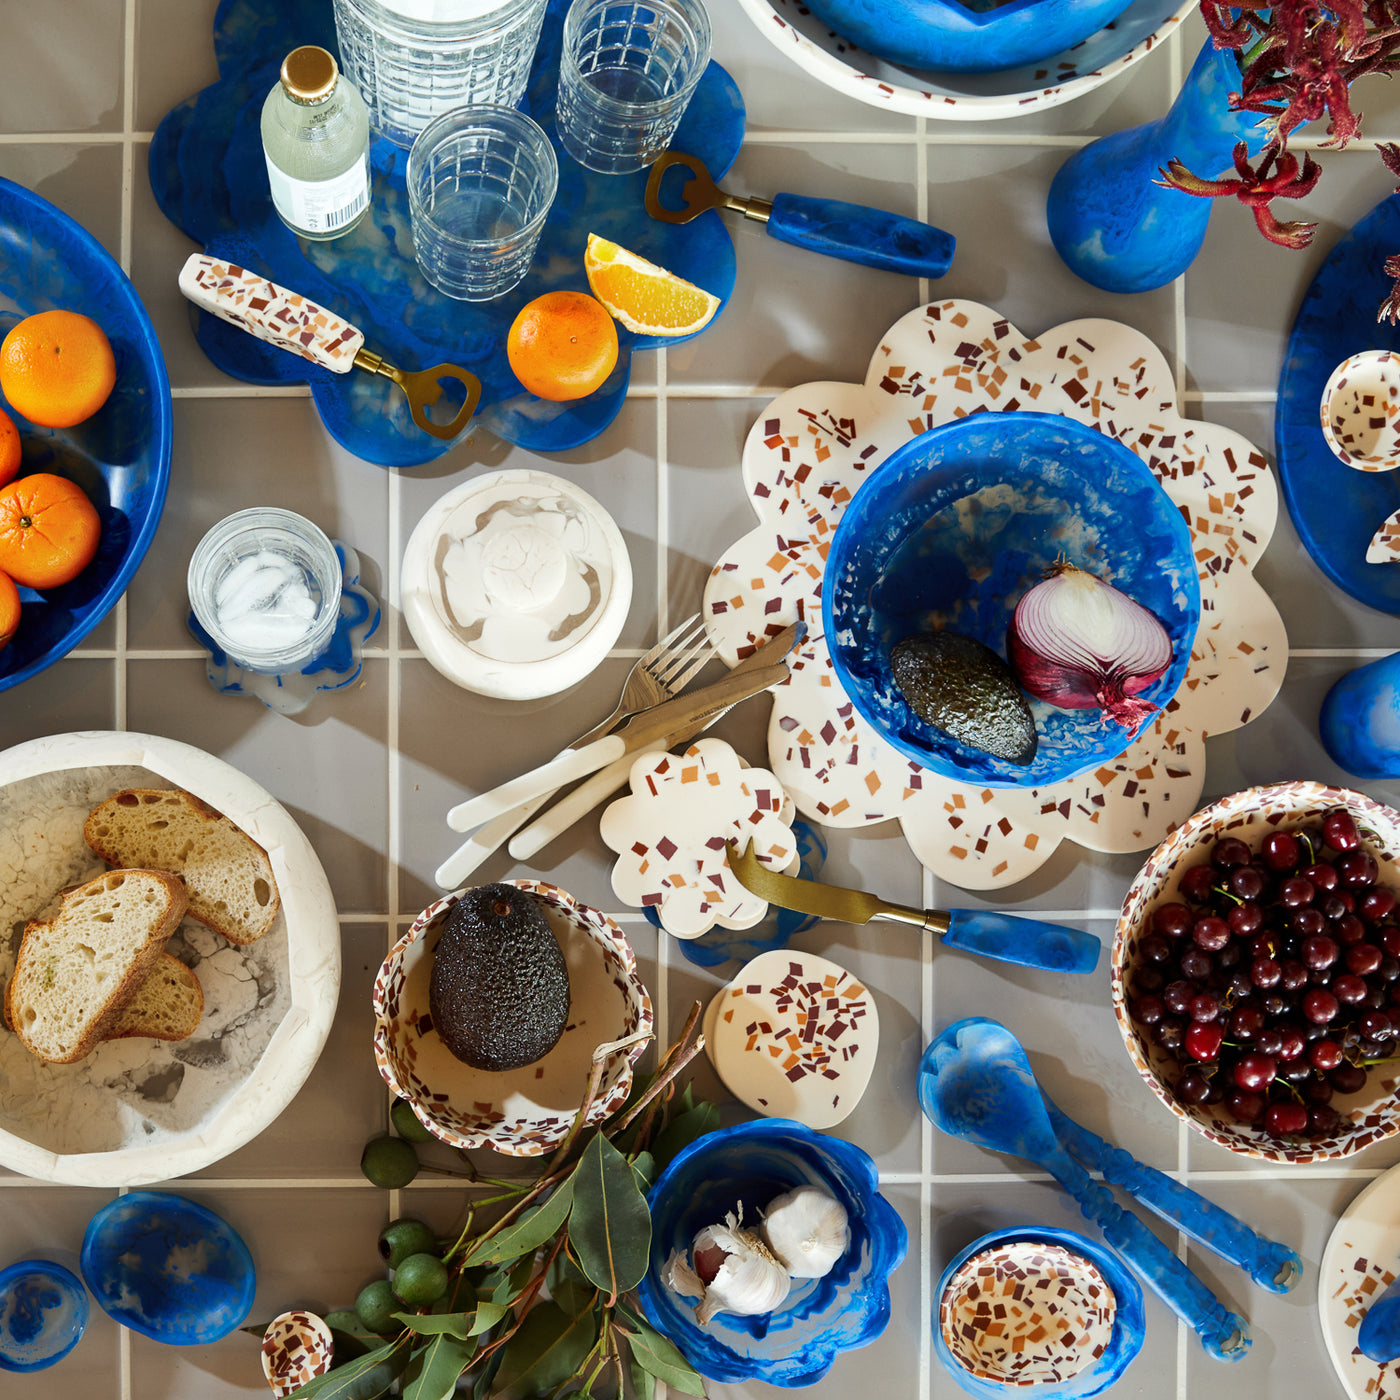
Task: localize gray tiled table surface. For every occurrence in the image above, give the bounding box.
[4,2,1400,1398]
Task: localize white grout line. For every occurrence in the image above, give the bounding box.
[920,857,935,1400]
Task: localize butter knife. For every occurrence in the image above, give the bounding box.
[725,839,1101,975]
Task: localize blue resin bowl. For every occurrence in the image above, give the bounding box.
[934,1226,1144,1398]
[0,177,172,692]
[0,1261,88,1372]
[81,1193,256,1345]
[822,411,1200,788]
[637,1118,907,1387]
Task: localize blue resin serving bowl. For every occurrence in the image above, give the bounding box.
[0,1260,89,1372]
[637,1118,907,1387]
[823,411,1200,788]
[0,177,172,692]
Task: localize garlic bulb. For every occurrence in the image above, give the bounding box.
[664,1209,792,1325]
[761,1186,849,1279]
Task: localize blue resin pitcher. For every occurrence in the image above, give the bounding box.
[1321,652,1400,779]
[1046,43,1267,294]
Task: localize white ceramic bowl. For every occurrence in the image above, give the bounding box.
[734,0,1193,120]
[373,879,653,1156]
[0,731,339,1185]
[1113,781,1400,1163]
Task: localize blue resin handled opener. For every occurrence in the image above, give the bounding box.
[645,152,955,279]
[725,840,1099,974]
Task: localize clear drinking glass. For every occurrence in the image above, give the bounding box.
[188,509,343,675]
[333,0,550,149]
[406,105,558,301]
[555,0,712,175]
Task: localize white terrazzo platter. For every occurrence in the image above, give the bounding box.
[0,731,339,1185]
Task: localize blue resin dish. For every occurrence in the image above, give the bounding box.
[81,1193,256,1345]
[638,1118,907,1387]
[1277,192,1400,616]
[149,0,742,466]
[934,1226,1144,1398]
[0,1261,88,1372]
[800,0,1137,74]
[0,177,172,692]
[822,411,1200,788]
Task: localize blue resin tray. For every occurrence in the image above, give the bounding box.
[1277,192,1400,615]
[150,0,743,466]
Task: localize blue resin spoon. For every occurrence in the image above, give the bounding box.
[919,1018,1251,1362]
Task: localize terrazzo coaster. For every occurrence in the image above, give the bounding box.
[261,1311,333,1397]
[1322,351,1400,472]
[939,1240,1117,1387]
[701,949,877,1128]
[600,739,798,939]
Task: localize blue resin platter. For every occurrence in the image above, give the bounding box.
[822,411,1201,788]
[80,1192,256,1345]
[1277,192,1400,616]
[0,1260,88,1373]
[0,177,172,691]
[150,0,743,466]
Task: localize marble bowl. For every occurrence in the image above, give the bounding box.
[0,177,172,693]
[1114,781,1400,1163]
[0,730,340,1185]
[637,1118,907,1386]
[373,879,653,1157]
[823,412,1199,788]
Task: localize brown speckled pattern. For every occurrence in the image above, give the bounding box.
[1368,509,1400,564]
[1113,781,1400,1163]
[260,1311,333,1398]
[1322,351,1400,472]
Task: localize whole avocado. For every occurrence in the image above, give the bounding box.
[429,884,570,1071]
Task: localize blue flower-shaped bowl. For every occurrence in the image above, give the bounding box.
[822,411,1200,788]
[81,1192,256,1345]
[934,1226,1145,1399]
[0,1260,89,1372]
[0,177,172,692]
[638,1118,907,1387]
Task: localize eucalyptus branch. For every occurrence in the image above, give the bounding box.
[608,1000,705,1136]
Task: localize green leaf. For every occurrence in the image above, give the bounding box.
[282,1338,410,1400]
[472,1349,503,1400]
[628,1151,656,1192]
[546,1250,595,1319]
[629,1357,656,1400]
[485,1251,540,1306]
[469,1301,510,1336]
[468,1178,576,1268]
[494,1301,598,1397]
[621,1314,707,1397]
[650,1102,720,1172]
[239,1318,273,1339]
[568,1134,652,1297]
[402,1331,475,1400]
[390,1311,473,1339]
[324,1311,378,1345]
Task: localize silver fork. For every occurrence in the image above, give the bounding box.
[434,613,715,888]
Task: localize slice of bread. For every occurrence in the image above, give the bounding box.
[84,789,280,946]
[6,869,190,1064]
[105,953,203,1042]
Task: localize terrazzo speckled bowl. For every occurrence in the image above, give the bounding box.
[1114,781,1400,1163]
[637,1118,906,1386]
[0,731,340,1186]
[823,411,1200,788]
[373,879,652,1157]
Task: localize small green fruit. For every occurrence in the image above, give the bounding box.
[390,1097,434,1143]
[355,1278,399,1334]
[378,1216,439,1269]
[360,1134,419,1189]
[392,1251,450,1307]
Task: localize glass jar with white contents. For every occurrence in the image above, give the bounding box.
[188,509,343,674]
[261,45,371,241]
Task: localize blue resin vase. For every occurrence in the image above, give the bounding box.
[1046,43,1267,294]
[1320,652,1400,779]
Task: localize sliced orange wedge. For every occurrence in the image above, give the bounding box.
[584,233,721,337]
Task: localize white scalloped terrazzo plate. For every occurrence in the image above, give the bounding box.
[702,300,1287,890]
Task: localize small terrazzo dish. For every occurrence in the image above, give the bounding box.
[1114,781,1400,1163]
[81,1192,255,1344]
[823,411,1199,789]
[0,730,339,1186]
[935,1226,1144,1399]
[373,879,653,1157]
[637,1117,906,1386]
[0,1260,88,1372]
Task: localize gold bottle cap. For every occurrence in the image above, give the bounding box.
[280,46,338,105]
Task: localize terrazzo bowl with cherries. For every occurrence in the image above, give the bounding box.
[373,879,653,1157]
[637,1118,907,1387]
[1113,781,1400,1163]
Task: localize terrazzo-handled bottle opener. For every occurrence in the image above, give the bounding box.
[919,1019,1252,1362]
[645,152,956,279]
[178,254,480,439]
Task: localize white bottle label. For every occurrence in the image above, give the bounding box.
[265,153,370,236]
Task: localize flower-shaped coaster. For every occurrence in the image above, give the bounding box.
[600,738,798,938]
[704,300,1287,889]
[188,541,380,716]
